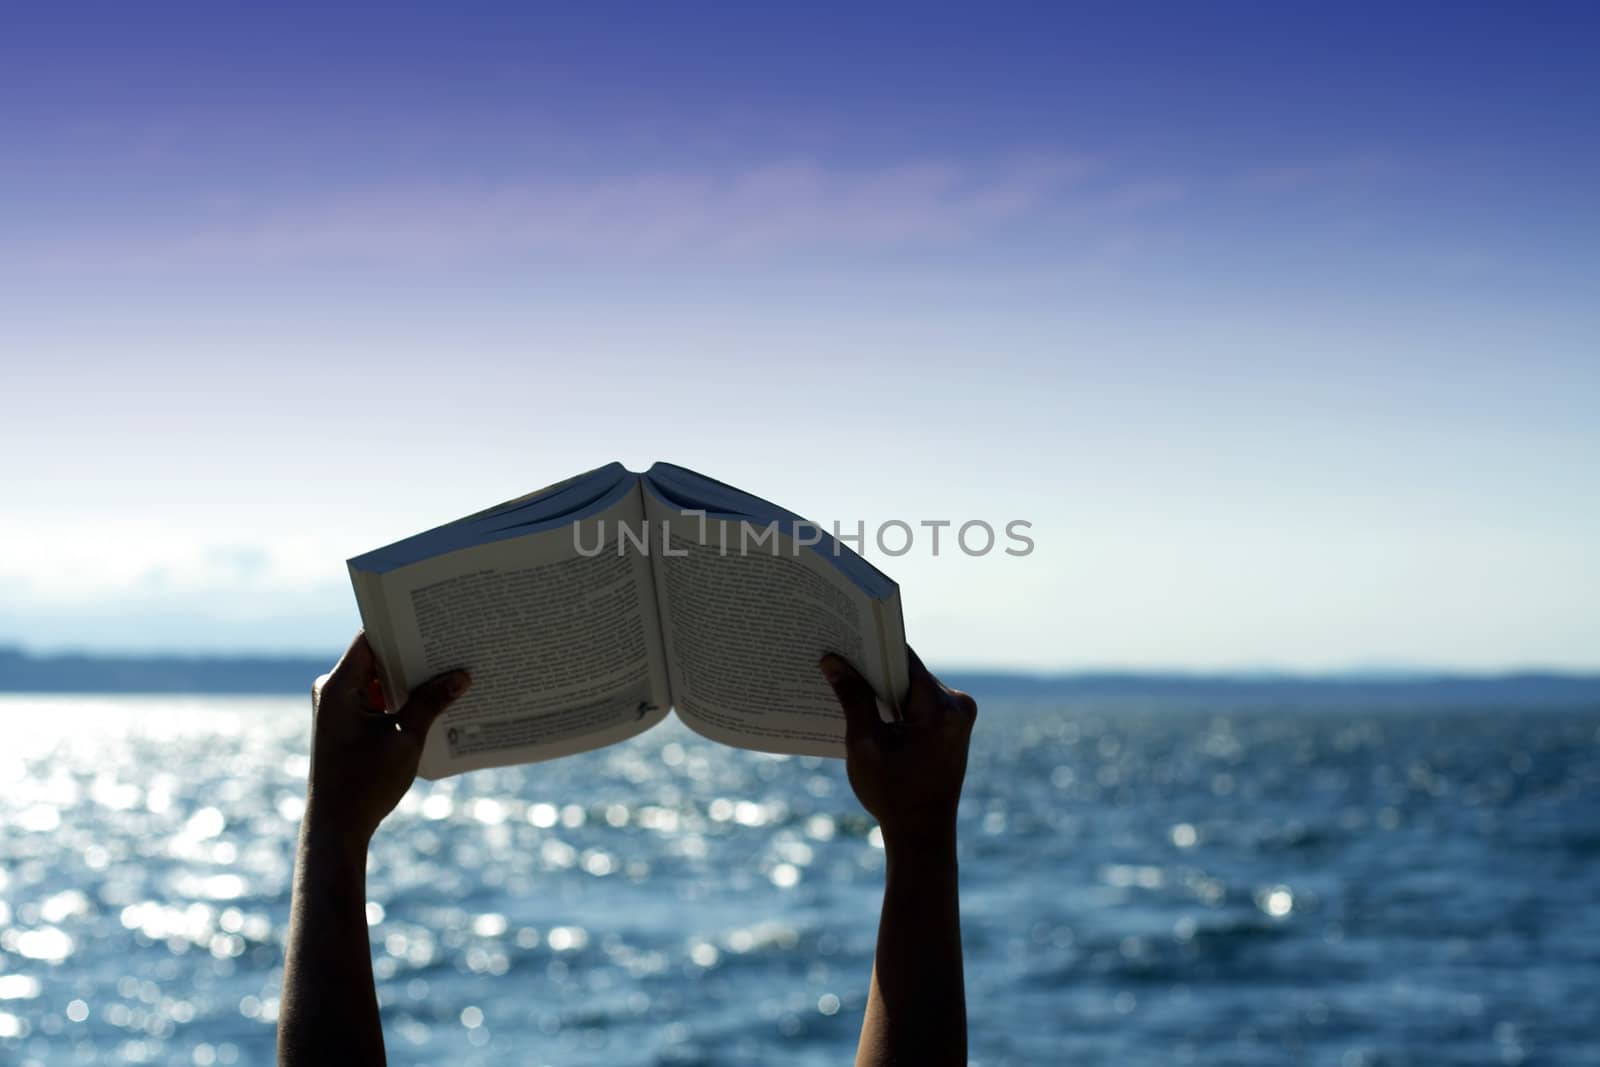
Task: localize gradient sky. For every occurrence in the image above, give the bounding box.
[3,4,1596,670]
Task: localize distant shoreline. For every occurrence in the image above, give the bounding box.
[2,647,1596,708]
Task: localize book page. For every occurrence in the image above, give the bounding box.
[644,492,905,758]
[360,481,671,777]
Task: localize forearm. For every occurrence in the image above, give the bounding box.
[278,820,385,1066]
[857,822,966,1067]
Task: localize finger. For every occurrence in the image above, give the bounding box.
[947,687,978,728]
[819,653,881,743]
[324,632,377,704]
[905,647,976,727]
[396,669,471,738]
[903,646,946,725]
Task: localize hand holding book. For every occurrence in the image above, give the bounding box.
[303,633,472,852]
[822,647,977,845]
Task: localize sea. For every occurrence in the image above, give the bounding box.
[0,693,1596,1066]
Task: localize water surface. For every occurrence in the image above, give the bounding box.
[1,695,1596,1065]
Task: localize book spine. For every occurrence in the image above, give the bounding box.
[871,597,905,719]
[349,565,409,709]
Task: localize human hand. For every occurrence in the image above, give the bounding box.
[305,632,470,851]
[819,648,976,846]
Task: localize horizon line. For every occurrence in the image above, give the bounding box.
[2,644,1597,683]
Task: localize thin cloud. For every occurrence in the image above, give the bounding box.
[29,156,1106,269]
[0,519,340,604]
[1235,154,1395,193]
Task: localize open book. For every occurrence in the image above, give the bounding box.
[348,462,909,778]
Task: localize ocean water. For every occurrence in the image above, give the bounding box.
[0,695,1597,1066]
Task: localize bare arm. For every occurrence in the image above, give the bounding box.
[278,633,469,1067]
[280,825,380,1065]
[821,649,977,1067]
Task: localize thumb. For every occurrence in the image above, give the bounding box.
[819,654,881,743]
[396,669,471,738]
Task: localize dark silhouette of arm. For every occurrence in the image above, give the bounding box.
[278,634,468,1067]
[860,820,965,1066]
[821,649,976,1067]
[279,826,384,1065]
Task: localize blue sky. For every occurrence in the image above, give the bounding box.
[3,4,1596,669]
